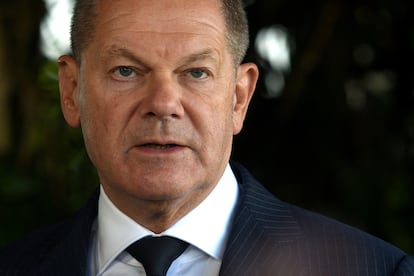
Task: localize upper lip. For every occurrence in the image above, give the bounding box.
[135,138,185,147]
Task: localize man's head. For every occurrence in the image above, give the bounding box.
[58,0,258,232]
[70,0,250,65]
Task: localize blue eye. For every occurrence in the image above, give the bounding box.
[188,69,208,79]
[114,66,136,78]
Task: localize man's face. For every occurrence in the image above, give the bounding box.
[59,0,257,214]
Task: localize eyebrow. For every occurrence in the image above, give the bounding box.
[179,49,220,65]
[106,47,151,69]
[105,46,219,68]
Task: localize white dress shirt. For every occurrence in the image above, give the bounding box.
[87,164,239,276]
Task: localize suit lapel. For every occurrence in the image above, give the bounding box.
[32,165,302,275]
[220,163,304,275]
[36,190,99,275]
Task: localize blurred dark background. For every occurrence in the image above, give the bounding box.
[1,0,413,253]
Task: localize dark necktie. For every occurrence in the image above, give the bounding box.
[126,236,189,276]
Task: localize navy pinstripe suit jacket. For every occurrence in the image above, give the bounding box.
[1,162,413,275]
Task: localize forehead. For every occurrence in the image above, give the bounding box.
[93,0,225,37]
[86,0,229,64]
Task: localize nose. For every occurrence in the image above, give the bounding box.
[140,75,184,120]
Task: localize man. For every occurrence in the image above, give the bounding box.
[1,0,413,275]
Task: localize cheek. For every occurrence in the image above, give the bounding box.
[79,83,118,133]
[202,99,234,150]
[78,91,111,157]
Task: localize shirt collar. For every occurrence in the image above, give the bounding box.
[97,164,239,273]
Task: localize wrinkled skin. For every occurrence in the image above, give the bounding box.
[58,0,258,232]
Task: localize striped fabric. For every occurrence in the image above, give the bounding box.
[0,163,413,275]
[220,162,414,275]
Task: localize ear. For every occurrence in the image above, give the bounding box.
[58,55,81,127]
[233,62,259,135]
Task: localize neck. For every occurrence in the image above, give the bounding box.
[102,183,216,233]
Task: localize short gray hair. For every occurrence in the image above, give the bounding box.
[70,0,249,65]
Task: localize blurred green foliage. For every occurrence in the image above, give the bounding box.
[0,60,97,244]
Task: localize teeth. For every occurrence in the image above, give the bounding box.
[146,144,174,149]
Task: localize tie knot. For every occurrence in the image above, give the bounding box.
[126,236,189,276]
